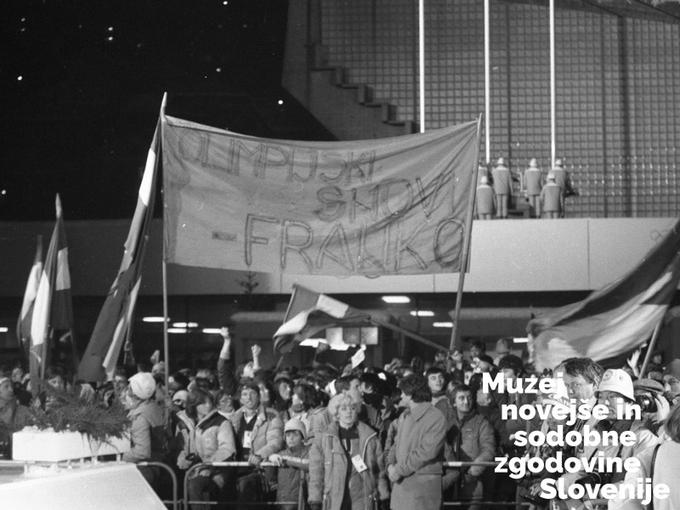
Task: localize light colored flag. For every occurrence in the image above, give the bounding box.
[78,120,160,381]
[17,235,43,353]
[273,284,372,353]
[528,218,680,371]
[30,195,73,382]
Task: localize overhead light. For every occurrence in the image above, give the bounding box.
[0,327,8,333]
[168,327,188,334]
[202,328,222,334]
[172,322,198,328]
[513,337,529,344]
[410,310,434,317]
[382,295,410,304]
[433,322,453,328]
[143,316,168,323]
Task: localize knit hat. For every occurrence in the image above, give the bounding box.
[129,372,156,400]
[597,369,635,401]
[284,417,307,440]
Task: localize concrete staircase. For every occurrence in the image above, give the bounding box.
[282,1,417,140]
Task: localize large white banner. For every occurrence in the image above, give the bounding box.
[162,115,480,276]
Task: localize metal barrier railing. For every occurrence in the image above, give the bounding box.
[180,460,522,510]
[182,461,304,510]
[442,461,528,509]
[139,460,180,510]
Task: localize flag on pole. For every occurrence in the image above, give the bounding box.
[77,121,160,382]
[273,284,373,353]
[17,235,43,355]
[528,218,680,371]
[30,195,73,384]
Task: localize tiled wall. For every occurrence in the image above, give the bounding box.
[319,0,680,218]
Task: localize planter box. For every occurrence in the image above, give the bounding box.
[13,428,130,462]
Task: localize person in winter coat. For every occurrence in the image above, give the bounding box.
[184,387,237,510]
[230,382,284,506]
[121,372,167,486]
[386,373,447,510]
[442,385,496,510]
[269,418,311,510]
[308,389,390,510]
[612,401,680,509]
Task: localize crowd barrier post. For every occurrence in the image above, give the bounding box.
[138,460,180,510]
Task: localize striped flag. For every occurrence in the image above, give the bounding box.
[528,218,680,371]
[77,121,160,381]
[273,284,372,353]
[17,235,43,355]
[30,195,73,384]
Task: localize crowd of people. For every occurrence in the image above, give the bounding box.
[2,331,680,510]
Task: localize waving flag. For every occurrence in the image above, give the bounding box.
[273,284,372,353]
[30,195,73,383]
[17,235,43,354]
[78,120,160,382]
[528,218,680,371]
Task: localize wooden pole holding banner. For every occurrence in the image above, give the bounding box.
[371,316,448,353]
[160,93,170,391]
[639,321,663,378]
[449,115,483,351]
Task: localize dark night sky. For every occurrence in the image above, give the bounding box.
[0,0,300,221]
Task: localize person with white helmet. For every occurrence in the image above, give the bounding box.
[491,157,512,219]
[523,158,543,218]
[475,170,496,220]
[540,172,562,218]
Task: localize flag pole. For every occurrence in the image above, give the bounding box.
[160,93,170,390]
[371,316,448,353]
[449,114,483,351]
[639,321,663,377]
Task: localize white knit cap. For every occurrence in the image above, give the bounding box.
[129,372,156,400]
